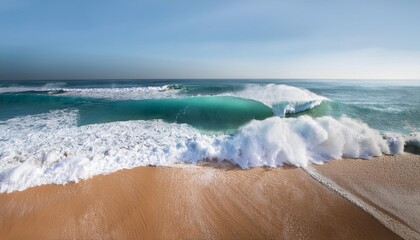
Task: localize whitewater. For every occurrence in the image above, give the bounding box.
[0,80,419,192]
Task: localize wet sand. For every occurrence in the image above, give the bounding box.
[0,159,404,239]
[314,153,420,239]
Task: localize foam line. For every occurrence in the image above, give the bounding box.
[303,167,420,240]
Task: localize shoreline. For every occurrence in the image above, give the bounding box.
[1,154,418,239]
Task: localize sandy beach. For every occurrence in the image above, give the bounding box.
[314,153,420,239]
[1,155,418,239]
[2,0,420,238]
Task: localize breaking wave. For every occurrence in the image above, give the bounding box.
[0,83,328,120]
[0,110,406,192]
[227,84,327,117]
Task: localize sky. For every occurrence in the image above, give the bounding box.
[1,0,420,80]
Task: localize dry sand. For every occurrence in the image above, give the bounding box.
[0,157,408,239]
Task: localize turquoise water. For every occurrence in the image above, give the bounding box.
[297,81,420,134]
[1,79,419,134]
[1,79,420,192]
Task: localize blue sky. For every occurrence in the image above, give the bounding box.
[1,0,420,80]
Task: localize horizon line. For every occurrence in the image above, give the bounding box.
[1,78,420,81]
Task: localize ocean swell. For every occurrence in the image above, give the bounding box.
[0,83,328,118]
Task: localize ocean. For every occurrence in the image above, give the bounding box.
[0,79,419,192]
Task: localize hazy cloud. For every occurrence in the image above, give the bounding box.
[1,0,420,80]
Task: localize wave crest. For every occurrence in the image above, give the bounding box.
[226,84,328,117]
[1,83,328,117]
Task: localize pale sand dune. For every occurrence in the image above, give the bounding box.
[314,153,420,239]
[0,161,402,239]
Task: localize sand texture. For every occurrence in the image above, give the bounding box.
[314,153,420,239]
[0,159,406,239]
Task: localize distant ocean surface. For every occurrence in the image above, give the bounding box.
[1,79,419,192]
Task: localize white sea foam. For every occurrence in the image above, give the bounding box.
[226,84,327,116]
[49,85,182,99]
[382,132,406,154]
[41,82,67,89]
[62,85,182,99]
[0,86,36,93]
[0,110,404,192]
[0,84,182,99]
